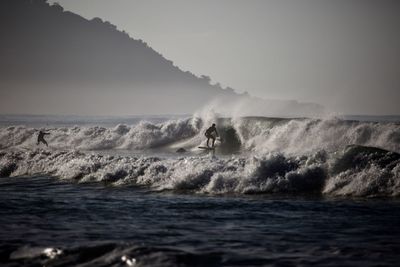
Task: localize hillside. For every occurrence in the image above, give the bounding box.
[0,0,323,116]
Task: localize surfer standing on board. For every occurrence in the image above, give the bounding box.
[205,123,219,148]
[37,130,50,147]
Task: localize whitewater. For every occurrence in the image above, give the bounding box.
[1,114,399,197]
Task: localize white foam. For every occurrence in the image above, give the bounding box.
[324,163,400,197]
[231,117,400,155]
[2,147,398,197]
[0,118,199,151]
[1,116,399,156]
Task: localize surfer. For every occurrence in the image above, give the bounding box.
[37,130,50,146]
[205,123,219,148]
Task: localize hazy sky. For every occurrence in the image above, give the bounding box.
[49,0,400,115]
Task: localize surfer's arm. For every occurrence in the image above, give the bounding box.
[215,129,219,137]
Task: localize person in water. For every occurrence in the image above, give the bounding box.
[37,130,50,146]
[205,123,219,148]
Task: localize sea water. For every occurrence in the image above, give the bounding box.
[1,114,400,266]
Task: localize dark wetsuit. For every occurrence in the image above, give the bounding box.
[37,131,50,146]
[205,125,218,147]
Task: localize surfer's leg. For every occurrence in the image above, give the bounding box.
[38,138,47,146]
[206,134,211,147]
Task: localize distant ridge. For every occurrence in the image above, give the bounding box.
[0,0,234,88]
[0,0,323,116]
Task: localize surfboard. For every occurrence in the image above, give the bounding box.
[198,146,215,150]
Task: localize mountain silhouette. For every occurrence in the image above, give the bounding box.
[0,0,323,116]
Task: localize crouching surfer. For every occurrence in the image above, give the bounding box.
[37,130,50,147]
[205,123,219,148]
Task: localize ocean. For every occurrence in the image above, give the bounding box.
[1,114,400,266]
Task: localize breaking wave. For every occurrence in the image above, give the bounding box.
[231,117,400,155]
[1,115,399,197]
[0,116,399,155]
[0,118,200,151]
[1,145,399,197]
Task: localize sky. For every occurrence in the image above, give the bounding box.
[49,0,400,115]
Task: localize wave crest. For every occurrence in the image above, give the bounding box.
[1,117,398,155]
[0,118,199,151]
